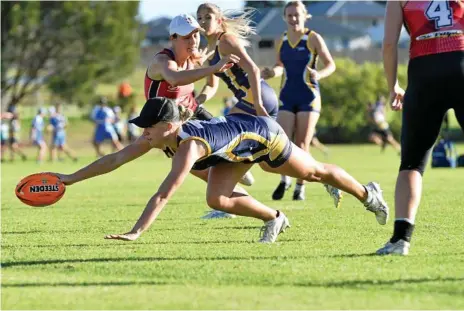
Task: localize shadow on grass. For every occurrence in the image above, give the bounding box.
[2,280,169,287]
[3,277,464,297]
[4,250,464,268]
[1,226,263,236]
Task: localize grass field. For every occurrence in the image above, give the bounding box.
[2,143,464,309]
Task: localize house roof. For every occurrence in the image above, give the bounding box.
[145,17,171,39]
[308,1,385,18]
[256,9,367,40]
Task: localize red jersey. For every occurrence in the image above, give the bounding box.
[144,49,198,111]
[403,1,464,59]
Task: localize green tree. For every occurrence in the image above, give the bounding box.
[317,58,407,143]
[1,1,142,108]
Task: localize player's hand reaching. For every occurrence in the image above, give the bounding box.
[389,85,405,111]
[52,173,74,186]
[214,54,240,73]
[105,232,140,241]
[191,48,215,67]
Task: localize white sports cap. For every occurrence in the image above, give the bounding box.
[169,14,203,36]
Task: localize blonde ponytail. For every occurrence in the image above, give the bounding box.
[177,105,194,122]
[197,3,257,47]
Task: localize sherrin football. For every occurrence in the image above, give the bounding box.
[15,173,65,207]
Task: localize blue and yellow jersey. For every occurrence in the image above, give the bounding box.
[208,34,253,104]
[174,114,292,170]
[208,34,279,118]
[277,29,321,113]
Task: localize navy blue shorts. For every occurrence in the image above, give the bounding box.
[279,87,321,114]
[234,80,279,119]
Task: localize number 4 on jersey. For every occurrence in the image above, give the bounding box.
[426,0,454,28]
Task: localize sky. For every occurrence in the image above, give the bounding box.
[138,0,244,22]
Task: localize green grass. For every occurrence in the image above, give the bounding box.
[2,143,464,309]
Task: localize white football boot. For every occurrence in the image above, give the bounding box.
[258,211,290,243]
[376,239,410,256]
[324,184,343,208]
[363,182,389,225]
[201,210,237,220]
[238,171,255,186]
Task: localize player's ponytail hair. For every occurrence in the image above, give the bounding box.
[197,3,256,47]
[283,1,312,20]
[177,105,194,122]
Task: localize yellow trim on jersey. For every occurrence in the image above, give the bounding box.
[268,132,288,161]
[305,31,318,93]
[179,137,212,160]
[224,132,270,162]
[217,42,254,104]
[276,32,285,54]
[223,68,254,104]
[223,131,288,163]
[287,28,309,49]
[309,94,321,112]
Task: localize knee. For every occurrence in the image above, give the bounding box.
[304,164,330,182]
[206,194,228,211]
[399,149,427,175]
[399,161,425,176]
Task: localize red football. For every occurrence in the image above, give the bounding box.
[15,173,65,207]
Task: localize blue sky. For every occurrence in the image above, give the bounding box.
[138,0,244,22]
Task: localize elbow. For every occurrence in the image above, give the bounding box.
[247,64,261,80]
[156,191,170,202]
[165,78,179,87]
[252,64,261,77]
[330,62,336,73]
[157,187,177,202]
[382,42,397,54]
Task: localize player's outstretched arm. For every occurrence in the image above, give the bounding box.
[105,140,205,241]
[56,136,152,185]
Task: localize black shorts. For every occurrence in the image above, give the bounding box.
[372,128,391,142]
[400,51,464,173]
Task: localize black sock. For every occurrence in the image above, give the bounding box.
[390,220,415,243]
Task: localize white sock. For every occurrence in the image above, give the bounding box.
[295,183,305,193]
[363,185,372,204]
[281,175,291,185]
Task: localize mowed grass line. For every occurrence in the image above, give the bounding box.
[2,145,464,309]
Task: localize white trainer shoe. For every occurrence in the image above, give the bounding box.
[363,182,389,225]
[201,210,237,220]
[324,184,343,208]
[258,211,290,243]
[376,239,410,256]
[239,171,255,186]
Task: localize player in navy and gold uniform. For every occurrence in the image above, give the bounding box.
[86,97,389,244]
[377,0,464,255]
[275,29,320,114]
[196,3,279,120]
[262,1,336,201]
[205,33,279,119]
[176,114,291,171]
[53,14,252,220]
